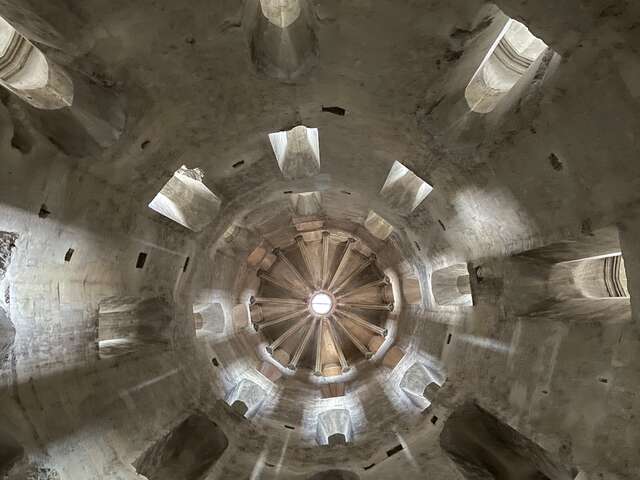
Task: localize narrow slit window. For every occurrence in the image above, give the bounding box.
[465,18,549,113]
[386,444,404,457]
[64,248,74,262]
[136,252,147,269]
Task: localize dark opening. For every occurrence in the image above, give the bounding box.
[599,377,608,383]
[309,470,360,480]
[38,204,51,218]
[141,140,151,150]
[431,416,438,425]
[321,105,347,116]
[212,358,219,367]
[133,414,228,480]
[386,444,404,457]
[440,402,576,480]
[438,219,446,231]
[136,252,148,269]
[284,190,293,194]
[231,400,249,418]
[414,241,421,252]
[0,429,24,475]
[341,191,352,195]
[447,333,452,345]
[266,462,276,468]
[183,257,190,272]
[549,152,563,171]
[328,433,347,446]
[232,160,245,169]
[284,425,295,430]
[363,464,376,470]
[64,248,75,262]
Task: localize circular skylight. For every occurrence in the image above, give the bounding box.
[310,292,333,315]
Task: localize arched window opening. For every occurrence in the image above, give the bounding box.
[573,253,629,299]
[225,379,267,418]
[0,17,73,109]
[364,211,394,240]
[316,409,353,446]
[400,362,443,409]
[290,191,322,216]
[465,18,548,113]
[379,161,433,214]
[260,0,302,28]
[432,263,473,306]
[149,166,221,232]
[246,0,318,81]
[193,302,226,336]
[268,125,320,180]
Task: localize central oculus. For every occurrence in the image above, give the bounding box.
[310,292,333,316]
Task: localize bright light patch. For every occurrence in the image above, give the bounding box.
[310,292,332,315]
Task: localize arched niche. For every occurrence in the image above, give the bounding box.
[225,379,267,418]
[148,166,221,232]
[379,161,433,214]
[268,125,320,180]
[432,263,473,306]
[400,362,442,408]
[244,0,318,81]
[260,0,302,28]
[465,17,549,113]
[316,409,353,446]
[0,17,73,110]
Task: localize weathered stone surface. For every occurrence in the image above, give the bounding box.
[133,414,228,480]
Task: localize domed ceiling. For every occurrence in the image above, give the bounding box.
[0,0,639,479]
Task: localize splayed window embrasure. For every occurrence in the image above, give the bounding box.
[379,161,432,214]
[0,17,73,109]
[269,125,320,180]
[465,18,549,113]
[149,165,221,232]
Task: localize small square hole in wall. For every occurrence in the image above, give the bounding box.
[212,358,219,367]
[38,204,51,218]
[64,248,74,262]
[386,444,404,457]
[136,252,148,269]
[431,416,438,425]
[183,256,190,272]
